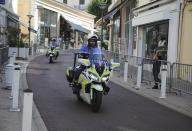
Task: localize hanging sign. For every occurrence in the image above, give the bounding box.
[0,0,5,4]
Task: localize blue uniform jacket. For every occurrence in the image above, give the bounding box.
[79,46,102,54]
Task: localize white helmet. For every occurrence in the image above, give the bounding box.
[88,34,98,40]
[88,34,98,47]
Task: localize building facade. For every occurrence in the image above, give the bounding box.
[177,0,192,64]
[132,0,184,63]
[54,0,91,10]
[104,0,136,55]
[0,0,19,46]
[16,0,95,48]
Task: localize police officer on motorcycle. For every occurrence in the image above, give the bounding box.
[49,38,59,59]
[79,34,101,54]
[74,34,101,80]
[73,34,110,94]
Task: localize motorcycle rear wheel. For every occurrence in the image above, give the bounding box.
[91,90,102,112]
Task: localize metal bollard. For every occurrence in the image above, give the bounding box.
[32,46,34,56]
[124,61,128,82]
[159,65,167,99]
[136,65,142,90]
[22,89,33,131]
[110,59,114,76]
[10,67,21,112]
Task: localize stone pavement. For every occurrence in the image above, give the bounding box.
[0,56,48,131]
[111,73,192,118]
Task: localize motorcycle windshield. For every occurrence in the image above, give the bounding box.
[89,53,103,64]
[89,53,105,76]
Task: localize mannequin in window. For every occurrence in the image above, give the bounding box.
[158,36,166,48]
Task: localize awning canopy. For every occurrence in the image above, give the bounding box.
[96,0,129,26]
[61,15,88,34]
[7,15,37,33]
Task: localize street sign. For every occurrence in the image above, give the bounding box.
[0,0,5,4]
[28,27,37,34]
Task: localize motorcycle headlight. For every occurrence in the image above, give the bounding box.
[89,72,98,81]
[102,75,109,81]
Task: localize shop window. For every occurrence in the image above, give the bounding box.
[40,9,45,22]
[126,0,136,22]
[38,9,57,45]
[126,5,130,21]
[144,22,169,60]
[63,0,67,4]
[80,0,85,5]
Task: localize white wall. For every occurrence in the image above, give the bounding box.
[137,0,152,7]
[9,47,29,59]
[12,0,18,14]
[0,10,6,27]
[55,0,91,9]
[0,10,7,45]
[2,0,14,14]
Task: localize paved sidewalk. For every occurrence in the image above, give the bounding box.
[0,55,48,131]
[111,73,192,118]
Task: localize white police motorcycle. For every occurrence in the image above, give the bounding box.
[66,52,119,112]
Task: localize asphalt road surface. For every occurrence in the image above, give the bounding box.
[26,54,192,131]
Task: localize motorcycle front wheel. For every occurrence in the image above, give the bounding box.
[49,56,53,63]
[91,90,102,112]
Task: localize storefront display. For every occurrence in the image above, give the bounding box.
[38,8,57,45]
[144,21,168,60]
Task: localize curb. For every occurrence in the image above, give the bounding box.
[110,75,192,118]
[19,54,48,131]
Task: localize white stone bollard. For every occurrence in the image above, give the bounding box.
[159,65,167,99]
[124,61,128,82]
[10,56,15,65]
[136,65,142,90]
[13,52,16,63]
[10,67,21,112]
[22,89,33,131]
[10,64,21,99]
[5,64,14,88]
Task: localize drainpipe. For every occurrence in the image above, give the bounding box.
[119,0,123,38]
[175,0,184,63]
[178,0,187,63]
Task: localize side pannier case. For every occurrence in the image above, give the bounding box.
[66,67,74,83]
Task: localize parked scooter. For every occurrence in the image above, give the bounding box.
[66,52,119,112]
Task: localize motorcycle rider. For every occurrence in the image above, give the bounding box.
[74,34,101,80]
[49,38,59,59]
[79,34,101,54]
[73,34,110,94]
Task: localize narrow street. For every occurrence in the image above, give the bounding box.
[26,54,192,131]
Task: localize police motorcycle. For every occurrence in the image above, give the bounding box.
[66,52,119,112]
[46,47,59,63]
